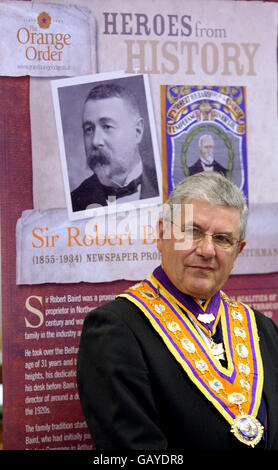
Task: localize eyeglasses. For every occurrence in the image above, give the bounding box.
[167,220,241,250]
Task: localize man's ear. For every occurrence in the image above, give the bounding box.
[157,218,172,251]
[156,218,164,252]
[135,117,144,143]
[237,239,246,255]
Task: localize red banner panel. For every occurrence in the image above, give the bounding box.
[1,75,277,451]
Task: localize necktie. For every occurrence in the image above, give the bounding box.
[102,175,142,198]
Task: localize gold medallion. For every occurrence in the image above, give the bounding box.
[231,414,264,447]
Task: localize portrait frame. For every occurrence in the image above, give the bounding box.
[51,71,162,221]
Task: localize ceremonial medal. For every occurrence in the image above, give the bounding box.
[231,414,264,447]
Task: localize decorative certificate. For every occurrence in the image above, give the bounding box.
[161,85,248,203]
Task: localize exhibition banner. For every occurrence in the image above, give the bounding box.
[15,203,278,286]
[161,85,248,201]
[1,0,278,452]
[29,0,278,210]
[16,206,162,285]
[4,276,133,450]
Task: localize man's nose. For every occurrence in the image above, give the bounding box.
[91,126,104,148]
[195,234,216,258]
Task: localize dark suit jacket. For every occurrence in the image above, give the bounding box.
[77,297,278,450]
[71,170,158,212]
[188,159,227,177]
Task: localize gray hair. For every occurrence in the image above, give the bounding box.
[165,171,248,240]
[199,134,214,147]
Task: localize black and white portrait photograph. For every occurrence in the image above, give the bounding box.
[51,71,162,220]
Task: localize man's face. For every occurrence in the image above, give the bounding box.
[200,136,214,163]
[157,199,246,299]
[82,96,144,187]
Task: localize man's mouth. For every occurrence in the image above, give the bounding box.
[189,265,214,271]
[88,152,109,170]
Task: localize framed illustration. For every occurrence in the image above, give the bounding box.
[52,71,162,221]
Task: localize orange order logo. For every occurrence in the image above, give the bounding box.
[37,11,51,29]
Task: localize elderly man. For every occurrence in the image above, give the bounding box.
[189,134,228,176]
[71,83,158,211]
[77,172,278,450]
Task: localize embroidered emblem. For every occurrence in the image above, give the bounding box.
[154,304,166,314]
[231,310,243,322]
[234,327,246,339]
[236,343,249,358]
[227,298,238,307]
[238,363,250,376]
[180,338,196,354]
[209,379,224,391]
[195,359,209,373]
[228,392,246,405]
[141,290,157,299]
[167,321,181,333]
[197,313,215,324]
[240,379,250,391]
